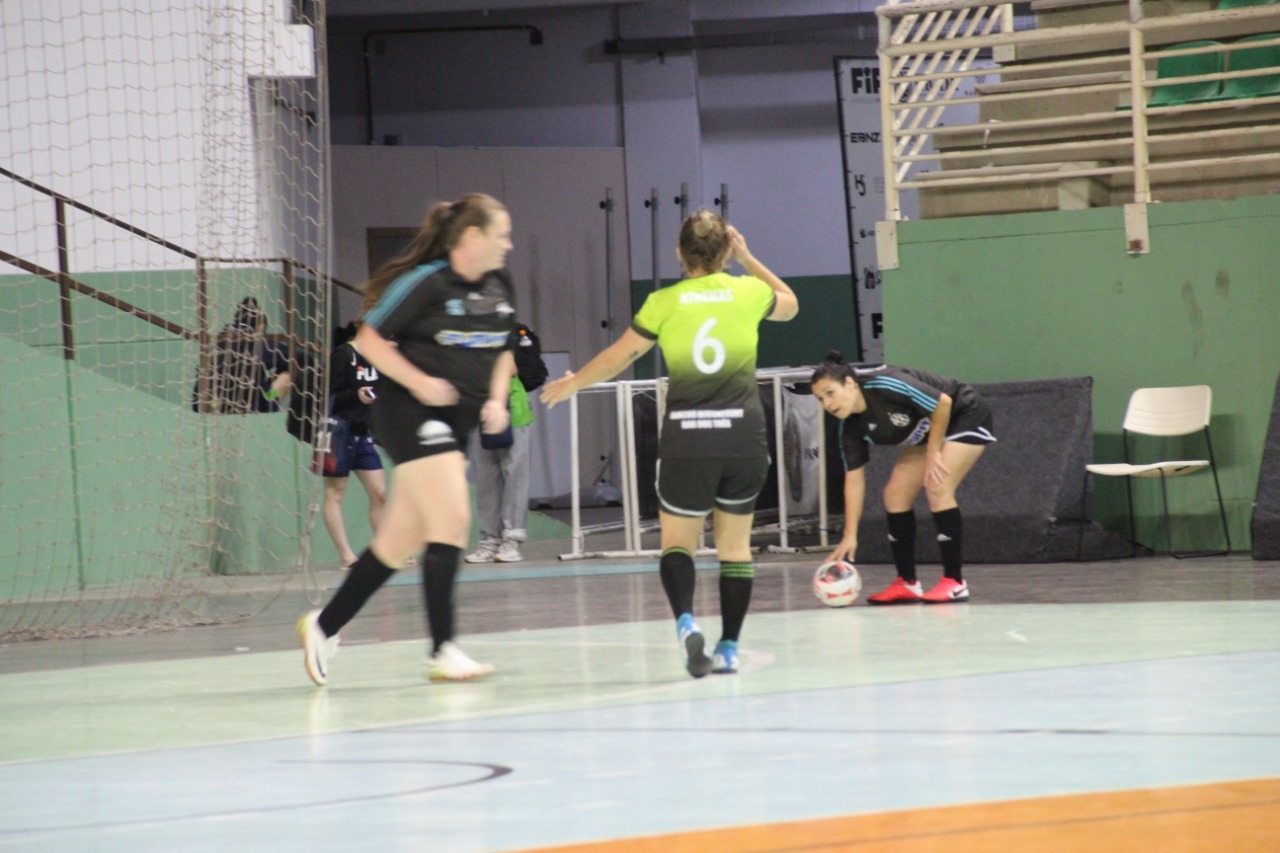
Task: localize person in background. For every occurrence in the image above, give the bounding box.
[810,353,995,605]
[316,322,386,570]
[542,209,797,678]
[296,192,516,685]
[466,322,548,564]
[195,296,291,414]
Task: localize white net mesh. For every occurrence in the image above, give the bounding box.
[0,0,331,638]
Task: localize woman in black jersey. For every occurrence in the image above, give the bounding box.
[297,193,517,685]
[810,352,995,605]
[316,324,386,570]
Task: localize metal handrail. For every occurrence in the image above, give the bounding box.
[0,165,198,260]
[0,168,344,364]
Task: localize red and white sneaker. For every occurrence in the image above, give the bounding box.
[866,577,924,605]
[922,577,970,603]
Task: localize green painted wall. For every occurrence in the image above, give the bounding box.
[0,336,567,604]
[0,267,314,406]
[883,194,1280,551]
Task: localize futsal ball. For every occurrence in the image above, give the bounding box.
[813,560,861,607]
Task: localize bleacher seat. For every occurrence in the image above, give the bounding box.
[1149,40,1225,106]
[1220,34,1280,99]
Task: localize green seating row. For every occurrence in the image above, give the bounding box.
[1216,0,1278,9]
[1120,34,1280,109]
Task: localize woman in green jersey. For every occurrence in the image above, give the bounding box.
[542,210,797,678]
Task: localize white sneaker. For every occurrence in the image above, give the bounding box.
[296,610,339,686]
[465,541,499,563]
[495,540,523,562]
[426,642,495,682]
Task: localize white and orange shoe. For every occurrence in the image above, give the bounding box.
[922,577,970,603]
[866,578,924,605]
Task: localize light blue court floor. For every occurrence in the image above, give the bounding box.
[1,556,1279,851]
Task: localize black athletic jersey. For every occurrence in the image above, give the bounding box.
[838,364,980,471]
[328,342,379,435]
[362,260,516,411]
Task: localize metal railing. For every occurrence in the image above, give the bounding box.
[558,369,830,560]
[0,166,358,378]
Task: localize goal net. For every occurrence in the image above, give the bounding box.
[0,0,332,639]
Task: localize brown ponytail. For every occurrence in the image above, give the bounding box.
[361,193,506,313]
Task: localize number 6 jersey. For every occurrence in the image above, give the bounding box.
[632,271,776,459]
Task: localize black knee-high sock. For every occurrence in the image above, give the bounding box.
[886,510,918,584]
[421,543,462,654]
[718,561,754,642]
[659,547,697,618]
[319,548,395,637]
[932,507,964,581]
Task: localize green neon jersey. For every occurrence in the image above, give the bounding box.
[632,272,777,458]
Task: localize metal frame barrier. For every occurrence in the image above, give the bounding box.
[557,369,832,560]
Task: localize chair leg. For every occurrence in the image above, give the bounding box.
[1158,471,1181,559]
[1077,472,1089,561]
[1167,472,1232,560]
[1122,430,1140,549]
[1123,473,1140,550]
[1169,428,1232,559]
[1212,470,1232,554]
[1121,468,1152,555]
[1204,427,1232,555]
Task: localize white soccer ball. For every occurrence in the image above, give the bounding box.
[813,560,862,607]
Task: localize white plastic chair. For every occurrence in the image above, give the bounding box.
[1086,385,1231,557]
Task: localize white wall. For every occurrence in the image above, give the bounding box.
[0,0,319,271]
[325,1,873,285]
[696,44,863,278]
[330,143,630,500]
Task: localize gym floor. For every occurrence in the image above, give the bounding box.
[1,542,1278,852]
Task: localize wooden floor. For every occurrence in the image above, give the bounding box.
[531,779,1280,852]
[1,549,1278,852]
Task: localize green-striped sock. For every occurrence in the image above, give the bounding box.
[718,561,754,642]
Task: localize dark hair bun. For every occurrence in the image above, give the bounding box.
[824,349,845,365]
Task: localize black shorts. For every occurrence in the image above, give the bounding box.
[372,388,479,466]
[945,398,997,445]
[656,454,771,517]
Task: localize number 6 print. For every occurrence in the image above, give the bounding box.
[693,318,726,374]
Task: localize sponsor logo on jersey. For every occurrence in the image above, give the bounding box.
[435,330,511,348]
[903,417,931,445]
[417,419,455,446]
[464,293,514,316]
[679,290,733,304]
[671,407,742,430]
